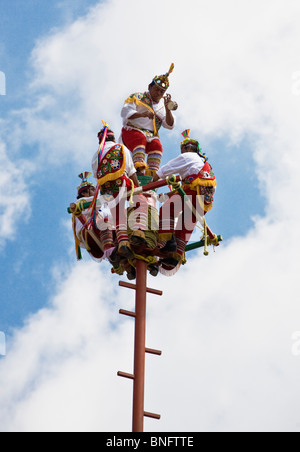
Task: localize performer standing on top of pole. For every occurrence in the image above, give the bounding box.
[120,64,178,178]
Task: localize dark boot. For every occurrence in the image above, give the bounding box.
[118,241,134,259]
[160,235,177,253]
[127,267,136,280]
[108,246,120,266]
[130,230,147,246]
[148,264,159,277]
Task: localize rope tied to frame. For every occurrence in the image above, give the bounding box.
[72,200,87,217]
[129,253,158,268]
[129,178,135,206]
[166,174,181,190]
[203,218,209,256]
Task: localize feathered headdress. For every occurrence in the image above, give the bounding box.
[96,120,114,169]
[152,63,175,90]
[180,129,207,161]
[77,172,95,196]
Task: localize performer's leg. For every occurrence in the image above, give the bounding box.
[132,145,147,173]
[96,216,114,251]
[122,128,147,172]
[128,194,149,245]
[99,228,114,250]
[84,229,104,259]
[174,191,198,259]
[111,196,134,258]
[145,139,163,177]
[158,193,183,248]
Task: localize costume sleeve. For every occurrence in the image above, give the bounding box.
[162,113,176,130]
[121,100,137,122]
[123,145,136,178]
[153,100,175,131]
[75,196,94,239]
[91,150,98,179]
[156,154,190,179]
[75,217,83,240]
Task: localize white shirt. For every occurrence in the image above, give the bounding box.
[121,93,175,141]
[75,196,114,248]
[156,152,206,180]
[91,141,136,180]
[75,196,96,246]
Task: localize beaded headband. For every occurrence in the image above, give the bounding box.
[152,63,174,90]
[180,129,207,161]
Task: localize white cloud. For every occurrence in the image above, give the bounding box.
[150,218,300,432]
[0,216,300,432]
[0,141,31,247]
[0,261,135,432]
[1,0,300,432]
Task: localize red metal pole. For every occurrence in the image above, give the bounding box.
[132,259,148,433]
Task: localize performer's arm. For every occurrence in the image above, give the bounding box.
[121,101,153,121]
[153,154,188,182]
[130,173,140,187]
[163,94,175,127]
[124,146,140,187]
[128,111,154,120]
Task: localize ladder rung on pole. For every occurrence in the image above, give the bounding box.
[119,281,163,296]
[119,309,136,318]
[144,411,161,420]
[145,347,162,356]
[117,371,135,380]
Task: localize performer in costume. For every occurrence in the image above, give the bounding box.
[91,125,149,259]
[73,172,109,261]
[121,63,177,177]
[153,130,217,269]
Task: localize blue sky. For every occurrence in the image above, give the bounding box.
[0,0,100,332]
[0,1,92,103]
[0,0,266,333]
[0,0,299,433]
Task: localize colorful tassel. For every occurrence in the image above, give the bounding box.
[77,172,94,193]
[78,172,91,182]
[97,121,109,169]
[167,63,175,75]
[72,214,82,260]
[181,129,191,140]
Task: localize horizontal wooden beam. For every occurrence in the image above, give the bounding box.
[145,348,162,356]
[185,235,223,252]
[119,309,136,318]
[119,281,163,296]
[144,411,161,420]
[117,371,135,380]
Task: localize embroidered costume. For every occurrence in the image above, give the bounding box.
[91,124,149,256]
[157,130,217,264]
[73,172,107,261]
[120,64,176,176]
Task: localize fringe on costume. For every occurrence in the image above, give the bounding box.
[159,261,182,277]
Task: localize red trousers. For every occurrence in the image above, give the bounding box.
[122,128,163,173]
[101,179,149,244]
[159,188,204,247]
